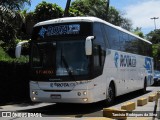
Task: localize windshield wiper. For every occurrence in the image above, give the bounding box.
[61,56,75,81]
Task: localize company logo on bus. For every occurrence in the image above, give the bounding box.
[120,55,136,67]
[114,52,136,68]
[38,24,80,38]
[38,27,47,38]
[144,57,152,73]
[50,83,76,88]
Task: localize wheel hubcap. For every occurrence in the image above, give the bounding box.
[108,87,113,102]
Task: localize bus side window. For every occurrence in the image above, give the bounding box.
[104,25,120,51]
[93,45,100,67]
[98,45,105,67]
[92,22,106,76]
[93,45,105,73]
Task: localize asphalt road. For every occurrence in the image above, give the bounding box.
[0,86,160,119]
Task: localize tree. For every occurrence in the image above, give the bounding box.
[0,0,31,10]
[34,1,63,22]
[152,43,160,69]
[146,29,160,44]
[132,27,144,38]
[71,0,90,14]
[71,0,109,17]
[0,0,31,43]
[25,1,65,37]
[71,0,132,31]
[88,0,109,20]
[147,29,160,69]
[107,6,132,31]
[68,8,84,17]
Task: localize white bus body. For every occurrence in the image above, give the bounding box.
[27,17,153,104]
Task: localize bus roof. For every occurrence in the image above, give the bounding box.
[34,16,152,44]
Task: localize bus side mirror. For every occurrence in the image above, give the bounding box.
[85,36,94,55]
[15,41,28,58]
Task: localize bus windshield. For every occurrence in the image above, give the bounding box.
[31,40,89,77]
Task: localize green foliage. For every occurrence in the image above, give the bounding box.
[132,27,144,38]
[68,8,84,17]
[146,29,160,69]
[152,44,160,69]
[146,29,160,44]
[0,0,31,10]
[71,0,90,14]
[25,11,35,21]
[71,0,108,16]
[0,59,29,103]
[107,6,132,31]
[0,22,16,43]
[152,44,160,57]
[71,0,132,31]
[88,0,108,20]
[0,46,11,61]
[107,6,121,24]
[0,0,31,43]
[0,45,29,63]
[0,39,29,60]
[34,1,63,22]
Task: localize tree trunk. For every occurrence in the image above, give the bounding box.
[106,0,110,21]
[64,0,71,17]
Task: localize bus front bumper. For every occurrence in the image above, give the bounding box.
[30,81,95,104]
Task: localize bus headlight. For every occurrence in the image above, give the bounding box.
[33,97,36,101]
[83,91,87,95]
[32,91,38,95]
[83,98,88,102]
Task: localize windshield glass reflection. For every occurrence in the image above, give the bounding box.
[56,40,89,76]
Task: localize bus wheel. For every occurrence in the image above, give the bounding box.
[106,83,115,105]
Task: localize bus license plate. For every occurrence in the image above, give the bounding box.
[51,94,61,99]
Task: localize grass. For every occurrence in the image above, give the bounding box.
[0,46,12,61]
[0,46,29,63]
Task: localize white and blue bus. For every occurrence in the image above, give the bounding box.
[16,17,153,104]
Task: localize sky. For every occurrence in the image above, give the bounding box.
[27,0,160,35]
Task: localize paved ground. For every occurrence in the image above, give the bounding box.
[0,86,159,120]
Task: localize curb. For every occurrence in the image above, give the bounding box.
[103,91,160,120]
[121,102,136,111]
[137,98,148,106]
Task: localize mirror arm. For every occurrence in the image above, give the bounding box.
[15,41,28,58]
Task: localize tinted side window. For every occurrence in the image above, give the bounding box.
[93,45,100,67]
[92,23,106,76]
[93,22,106,47]
[104,26,120,50]
[147,44,152,57]
[119,31,129,52]
[139,40,145,55]
[126,36,139,54]
[93,22,106,65]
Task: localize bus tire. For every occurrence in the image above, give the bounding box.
[141,78,147,93]
[106,82,115,105]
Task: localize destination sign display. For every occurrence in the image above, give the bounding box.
[32,22,92,40]
[39,24,80,38]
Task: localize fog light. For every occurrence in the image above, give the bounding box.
[32,91,38,95]
[33,97,36,100]
[83,91,87,95]
[77,92,81,96]
[83,98,88,102]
